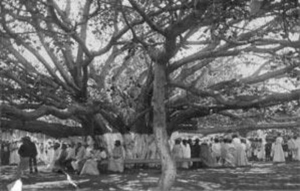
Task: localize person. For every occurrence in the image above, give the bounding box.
[294,135,300,161]
[181,139,191,169]
[98,146,108,173]
[223,139,236,167]
[256,139,265,162]
[9,141,20,165]
[28,138,38,173]
[53,143,68,173]
[282,138,289,161]
[46,141,55,168]
[49,142,61,171]
[108,140,125,173]
[211,138,221,163]
[232,136,248,167]
[17,137,32,177]
[63,142,76,171]
[287,136,296,161]
[1,141,10,165]
[191,139,201,169]
[265,139,272,162]
[271,133,285,163]
[80,144,107,175]
[199,142,217,167]
[172,139,184,168]
[71,141,86,174]
[219,138,227,166]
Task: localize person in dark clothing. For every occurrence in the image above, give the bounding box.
[265,139,272,162]
[1,141,10,165]
[17,136,32,176]
[28,138,38,173]
[191,139,201,169]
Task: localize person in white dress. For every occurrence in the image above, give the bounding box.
[181,139,191,169]
[172,139,184,168]
[271,133,285,163]
[80,144,107,175]
[9,141,20,165]
[48,142,61,171]
[232,135,248,166]
[108,140,125,173]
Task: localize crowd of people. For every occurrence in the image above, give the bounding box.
[171,133,300,169]
[1,132,300,177]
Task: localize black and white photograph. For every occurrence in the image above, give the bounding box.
[0,0,300,190]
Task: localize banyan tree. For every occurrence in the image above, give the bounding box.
[1,0,300,190]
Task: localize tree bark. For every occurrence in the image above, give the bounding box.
[152,62,176,191]
[182,122,300,136]
[0,119,84,138]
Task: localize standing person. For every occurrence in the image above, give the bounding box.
[282,138,289,161]
[294,135,300,161]
[224,139,236,167]
[28,138,38,173]
[271,133,285,163]
[191,139,201,169]
[265,139,272,162]
[9,141,20,165]
[220,138,227,166]
[181,139,191,169]
[2,141,10,165]
[211,138,221,164]
[17,137,31,177]
[232,135,248,166]
[287,136,295,161]
[172,139,184,168]
[199,142,216,167]
[108,140,125,173]
[257,139,265,162]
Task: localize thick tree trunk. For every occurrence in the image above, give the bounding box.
[152,63,176,191]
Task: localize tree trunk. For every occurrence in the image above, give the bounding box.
[152,62,176,191]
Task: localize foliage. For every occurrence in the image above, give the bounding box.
[0,0,300,137]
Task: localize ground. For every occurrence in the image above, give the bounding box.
[1,162,300,191]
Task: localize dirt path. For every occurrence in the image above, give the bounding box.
[1,162,300,191]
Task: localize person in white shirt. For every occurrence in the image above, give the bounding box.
[172,139,184,168]
[271,133,285,163]
[293,135,300,161]
[211,138,221,163]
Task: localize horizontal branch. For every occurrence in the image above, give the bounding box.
[0,103,89,121]
[181,122,300,136]
[0,119,84,138]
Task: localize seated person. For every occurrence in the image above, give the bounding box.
[97,146,108,173]
[53,143,68,173]
[80,144,107,175]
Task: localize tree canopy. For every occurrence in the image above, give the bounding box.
[1,0,300,137]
